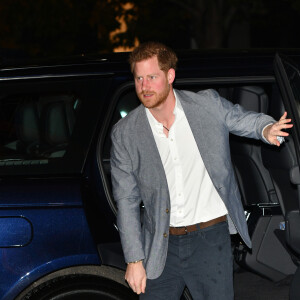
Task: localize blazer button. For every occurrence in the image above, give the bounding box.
[166,208,169,213]
[163,233,168,238]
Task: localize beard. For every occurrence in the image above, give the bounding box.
[138,84,170,109]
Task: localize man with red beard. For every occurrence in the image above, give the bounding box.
[110,42,292,299]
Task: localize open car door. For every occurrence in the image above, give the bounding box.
[274,53,300,299]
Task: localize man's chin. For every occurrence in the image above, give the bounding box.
[139,97,156,109]
[144,101,165,109]
[142,102,155,109]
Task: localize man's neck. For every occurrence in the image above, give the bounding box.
[149,89,176,127]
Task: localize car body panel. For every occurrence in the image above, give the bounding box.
[0,206,100,300]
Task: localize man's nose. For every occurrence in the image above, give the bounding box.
[142,78,150,90]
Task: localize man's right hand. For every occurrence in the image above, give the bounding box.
[125,260,147,294]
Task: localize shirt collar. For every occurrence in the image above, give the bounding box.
[145,90,183,136]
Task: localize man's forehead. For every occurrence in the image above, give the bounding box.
[134,57,163,75]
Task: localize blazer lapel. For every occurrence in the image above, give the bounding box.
[176,90,212,175]
[135,105,169,189]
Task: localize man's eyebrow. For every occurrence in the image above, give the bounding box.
[134,73,159,77]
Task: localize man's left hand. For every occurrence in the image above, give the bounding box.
[263,111,293,146]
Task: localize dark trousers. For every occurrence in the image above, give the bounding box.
[140,221,234,300]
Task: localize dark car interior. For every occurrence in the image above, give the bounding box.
[224,85,298,281]
[0,93,80,165]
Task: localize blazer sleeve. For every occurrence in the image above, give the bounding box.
[110,125,145,263]
[209,89,276,140]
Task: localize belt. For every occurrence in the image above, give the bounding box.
[169,215,227,236]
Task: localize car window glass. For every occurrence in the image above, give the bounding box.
[0,93,81,166]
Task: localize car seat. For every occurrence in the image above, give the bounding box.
[42,99,76,158]
[15,101,41,157]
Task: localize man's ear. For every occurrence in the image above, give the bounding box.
[167,68,176,84]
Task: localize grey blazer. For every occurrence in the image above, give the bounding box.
[110,89,275,279]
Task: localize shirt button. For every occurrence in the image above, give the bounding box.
[166,208,169,213]
[163,233,168,238]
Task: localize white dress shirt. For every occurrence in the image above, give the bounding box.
[146,92,228,227]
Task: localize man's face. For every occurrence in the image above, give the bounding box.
[133,56,173,109]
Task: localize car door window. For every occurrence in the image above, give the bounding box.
[0,93,80,165]
[0,75,110,176]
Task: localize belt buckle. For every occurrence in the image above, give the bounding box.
[184,226,188,234]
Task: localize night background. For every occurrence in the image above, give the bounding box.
[1,0,300,61]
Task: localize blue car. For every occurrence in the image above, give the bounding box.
[0,51,300,299]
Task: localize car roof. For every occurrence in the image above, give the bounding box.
[1,49,300,80]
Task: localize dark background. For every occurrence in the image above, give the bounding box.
[0,0,299,60]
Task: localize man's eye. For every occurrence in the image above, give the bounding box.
[150,76,156,80]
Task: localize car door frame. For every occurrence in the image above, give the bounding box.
[274,53,300,158]
[274,52,300,300]
[273,53,300,254]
